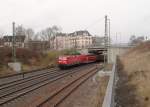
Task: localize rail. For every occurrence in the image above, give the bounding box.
[102,59,117,107]
[0,64,96,106]
[0,67,56,86]
[37,67,98,107]
[0,66,52,79]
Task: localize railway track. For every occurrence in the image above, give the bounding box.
[0,64,99,107]
[0,67,58,86]
[38,65,99,107]
[0,68,59,89]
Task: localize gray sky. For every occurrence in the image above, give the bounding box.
[0,0,150,43]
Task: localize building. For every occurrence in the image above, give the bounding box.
[27,40,49,52]
[46,30,106,50]
[49,33,67,50]
[49,33,71,50]
[48,30,93,50]
[53,33,68,50]
[3,35,26,48]
[68,30,93,49]
[1,30,105,51]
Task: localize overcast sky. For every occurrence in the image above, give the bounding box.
[0,0,150,43]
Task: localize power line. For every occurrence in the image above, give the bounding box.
[85,16,104,30]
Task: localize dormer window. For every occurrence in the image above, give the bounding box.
[83,32,87,36]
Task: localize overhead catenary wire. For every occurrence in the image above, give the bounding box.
[85,16,104,30]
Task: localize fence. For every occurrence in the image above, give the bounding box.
[102,59,117,107]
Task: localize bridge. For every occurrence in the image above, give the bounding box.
[87,44,135,63]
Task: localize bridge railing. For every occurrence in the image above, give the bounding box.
[89,43,136,48]
[102,59,117,107]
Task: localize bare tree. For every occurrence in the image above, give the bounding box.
[130,35,145,45]
[0,29,4,37]
[51,25,61,49]
[15,25,26,36]
[52,25,61,34]
[41,28,53,40]
[34,32,41,41]
[25,28,34,41]
[0,33,3,46]
[40,25,61,49]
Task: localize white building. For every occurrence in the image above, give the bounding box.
[52,33,68,50]
[68,30,93,49]
[49,30,94,50]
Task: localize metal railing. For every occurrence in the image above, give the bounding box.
[102,60,117,107]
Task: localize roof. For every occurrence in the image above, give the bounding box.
[68,30,91,36]
[3,35,26,42]
[56,33,67,37]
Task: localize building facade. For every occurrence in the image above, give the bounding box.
[52,33,70,50]
[26,40,49,52]
[49,30,94,50]
[56,31,92,49]
[51,30,93,50]
[1,30,105,51]
[3,35,26,48]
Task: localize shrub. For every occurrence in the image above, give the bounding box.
[0,47,42,65]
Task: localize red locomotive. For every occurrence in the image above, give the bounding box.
[58,54,98,69]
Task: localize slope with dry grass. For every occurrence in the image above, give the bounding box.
[116,41,150,107]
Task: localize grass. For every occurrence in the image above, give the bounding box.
[0,49,79,76]
[116,41,150,107]
[94,76,109,107]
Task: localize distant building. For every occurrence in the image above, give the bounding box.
[53,33,69,50]
[48,30,93,50]
[3,35,26,48]
[1,30,106,51]
[27,40,49,52]
[68,30,93,49]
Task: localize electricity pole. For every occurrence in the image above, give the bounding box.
[108,19,110,47]
[108,19,111,63]
[104,15,108,45]
[104,15,108,66]
[12,22,16,62]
